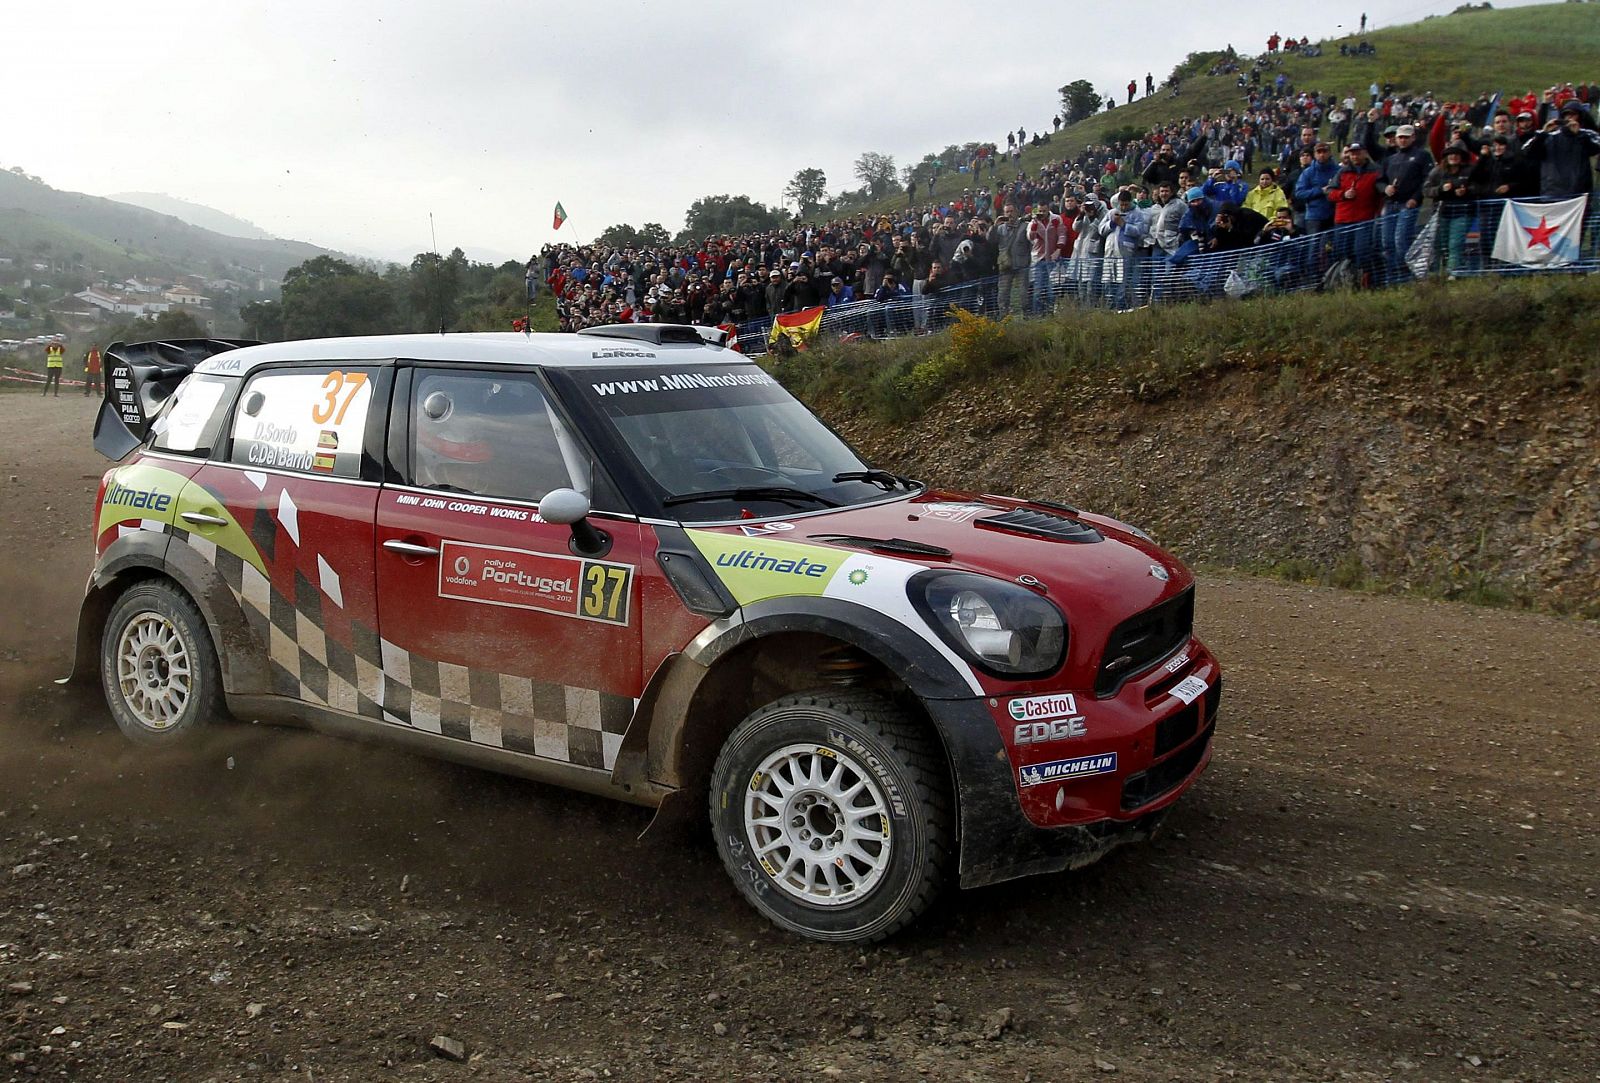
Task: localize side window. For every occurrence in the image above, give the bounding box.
[410,371,572,502]
[229,367,375,478]
[150,375,233,456]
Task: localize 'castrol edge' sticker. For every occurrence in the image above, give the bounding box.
[438,541,633,626]
[1007,693,1081,722]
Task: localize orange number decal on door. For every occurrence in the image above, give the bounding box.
[311,371,370,425]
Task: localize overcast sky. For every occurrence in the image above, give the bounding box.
[7,0,1546,265]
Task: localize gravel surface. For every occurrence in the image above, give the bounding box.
[1,394,1595,1082]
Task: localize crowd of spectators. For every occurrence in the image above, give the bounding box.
[539,59,1600,334]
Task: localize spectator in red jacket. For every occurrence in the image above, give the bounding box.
[1329,145,1384,222]
[1327,144,1382,282]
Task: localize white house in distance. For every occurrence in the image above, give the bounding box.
[74,286,170,317]
[163,285,208,307]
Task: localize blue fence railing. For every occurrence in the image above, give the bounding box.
[735,194,1600,354]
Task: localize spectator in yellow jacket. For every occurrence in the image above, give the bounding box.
[1243,168,1292,221]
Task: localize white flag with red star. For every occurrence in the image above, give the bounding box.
[1490,196,1586,268]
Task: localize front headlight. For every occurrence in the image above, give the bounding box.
[910,571,1067,678]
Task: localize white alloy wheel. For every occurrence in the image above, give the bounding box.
[101,582,223,745]
[743,743,893,907]
[710,691,951,942]
[115,612,193,732]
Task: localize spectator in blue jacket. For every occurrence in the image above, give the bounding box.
[1294,143,1342,233]
[871,273,911,336]
[1202,160,1251,206]
[1173,188,1216,261]
[822,276,856,308]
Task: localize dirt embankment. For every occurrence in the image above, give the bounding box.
[831,364,1599,618]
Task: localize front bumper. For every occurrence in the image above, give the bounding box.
[929,642,1218,889]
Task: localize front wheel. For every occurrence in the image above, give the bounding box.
[709,691,952,942]
[101,581,224,745]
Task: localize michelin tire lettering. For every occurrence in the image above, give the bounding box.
[827,727,907,818]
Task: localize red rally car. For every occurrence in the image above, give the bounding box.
[69,326,1220,942]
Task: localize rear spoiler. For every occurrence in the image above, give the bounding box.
[94,338,259,461]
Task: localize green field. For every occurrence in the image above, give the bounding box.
[850,2,1599,219]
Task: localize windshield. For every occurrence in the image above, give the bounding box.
[564,362,906,520]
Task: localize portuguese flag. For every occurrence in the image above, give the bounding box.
[768,306,825,350]
[552,202,568,231]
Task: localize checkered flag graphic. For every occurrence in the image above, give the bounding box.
[172,517,631,771]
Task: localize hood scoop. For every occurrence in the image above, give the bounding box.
[809,534,953,559]
[975,508,1103,543]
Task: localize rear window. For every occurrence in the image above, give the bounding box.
[149,375,233,457]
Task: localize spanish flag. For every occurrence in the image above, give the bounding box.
[313,429,338,472]
[768,306,824,350]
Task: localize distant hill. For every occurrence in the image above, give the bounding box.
[0,168,339,286]
[850,1,1600,218]
[108,191,274,241]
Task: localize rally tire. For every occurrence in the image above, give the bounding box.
[709,691,952,943]
[101,581,224,746]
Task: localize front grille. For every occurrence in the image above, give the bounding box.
[1121,724,1213,811]
[975,508,1102,543]
[1095,587,1194,697]
[1154,702,1200,757]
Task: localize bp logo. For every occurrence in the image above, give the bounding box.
[847,569,869,586]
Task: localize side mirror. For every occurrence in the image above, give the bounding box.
[539,488,610,557]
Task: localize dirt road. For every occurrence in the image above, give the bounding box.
[1,393,1595,1082]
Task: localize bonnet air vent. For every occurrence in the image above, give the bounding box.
[577,323,722,346]
[974,508,1103,543]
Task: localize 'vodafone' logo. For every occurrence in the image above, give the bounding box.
[454,555,471,576]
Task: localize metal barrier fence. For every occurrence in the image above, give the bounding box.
[736,194,1600,355]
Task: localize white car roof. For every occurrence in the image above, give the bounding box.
[195,329,741,376]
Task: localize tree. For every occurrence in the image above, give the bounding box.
[783,168,828,217]
[406,247,467,332]
[678,195,788,243]
[1059,79,1101,125]
[240,300,283,341]
[280,255,393,339]
[595,222,672,250]
[853,152,897,200]
[454,267,533,332]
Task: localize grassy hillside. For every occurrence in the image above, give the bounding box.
[852,2,1599,219]
[0,169,337,283]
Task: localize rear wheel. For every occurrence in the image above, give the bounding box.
[709,691,952,942]
[101,582,223,745]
